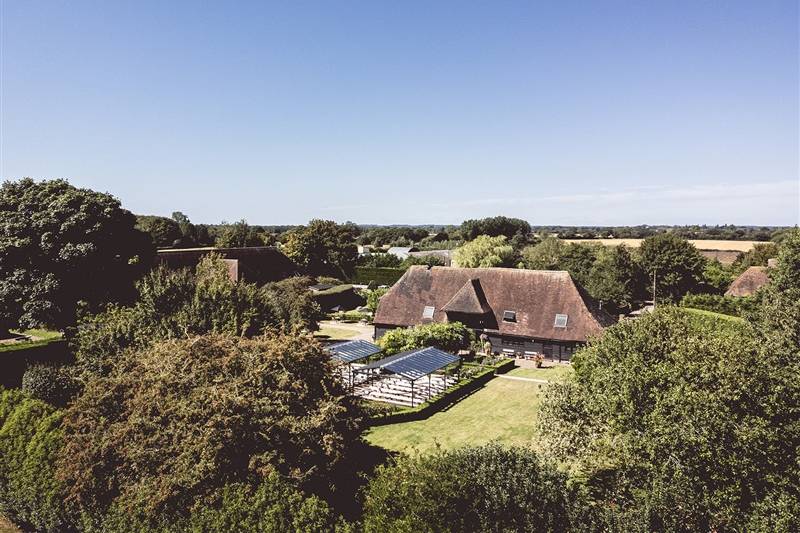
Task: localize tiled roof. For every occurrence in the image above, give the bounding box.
[725,266,770,297]
[375,266,614,342]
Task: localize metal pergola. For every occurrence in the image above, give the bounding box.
[326,339,382,387]
[354,346,461,405]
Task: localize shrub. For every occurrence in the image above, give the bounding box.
[22,363,80,407]
[57,333,363,523]
[680,292,755,317]
[349,267,405,286]
[0,389,69,533]
[377,322,475,355]
[93,474,343,533]
[362,444,572,532]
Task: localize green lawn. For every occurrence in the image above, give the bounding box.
[314,325,359,340]
[505,364,574,381]
[365,378,545,454]
[13,329,63,341]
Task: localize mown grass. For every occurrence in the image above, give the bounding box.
[365,378,544,454]
[314,325,360,340]
[505,364,574,382]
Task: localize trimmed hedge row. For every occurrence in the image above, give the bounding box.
[350,267,405,286]
[680,293,756,317]
[368,358,515,426]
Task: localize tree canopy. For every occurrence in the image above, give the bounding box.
[362,444,572,533]
[377,322,474,355]
[452,235,516,268]
[459,216,531,241]
[282,220,359,278]
[638,233,705,302]
[58,332,362,525]
[537,306,799,530]
[0,178,153,334]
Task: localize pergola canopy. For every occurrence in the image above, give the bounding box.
[358,346,460,381]
[327,340,381,363]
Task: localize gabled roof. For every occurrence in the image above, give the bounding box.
[725,266,770,297]
[442,278,492,315]
[375,266,614,343]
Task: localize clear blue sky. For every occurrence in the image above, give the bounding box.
[2,1,798,226]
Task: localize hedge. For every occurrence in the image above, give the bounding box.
[350,267,405,286]
[0,340,70,389]
[368,358,515,426]
[680,293,755,317]
[311,285,366,312]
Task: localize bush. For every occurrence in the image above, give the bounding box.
[0,389,69,533]
[93,474,343,533]
[537,307,798,530]
[377,322,475,355]
[311,285,366,312]
[362,444,572,532]
[57,333,363,524]
[22,364,80,407]
[680,292,755,317]
[349,267,405,286]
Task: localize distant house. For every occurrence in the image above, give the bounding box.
[156,246,297,283]
[725,266,770,297]
[374,266,614,362]
[386,246,419,260]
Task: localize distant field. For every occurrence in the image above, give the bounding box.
[563,239,759,252]
[365,378,544,453]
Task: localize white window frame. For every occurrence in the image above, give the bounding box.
[554,314,568,328]
[422,306,435,319]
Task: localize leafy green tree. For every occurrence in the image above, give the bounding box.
[537,307,799,531]
[585,245,642,313]
[215,219,265,248]
[135,215,182,248]
[452,235,515,268]
[57,333,363,525]
[733,242,779,272]
[459,216,531,240]
[521,236,566,270]
[377,322,474,355]
[72,254,321,378]
[0,178,154,335]
[362,444,572,533]
[701,258,735,294]
[282,220,359,278]
[21,364,80,408]
[638,233,705,302]
[358,253,402,268]
[363,288,388,313]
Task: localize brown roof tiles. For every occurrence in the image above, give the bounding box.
[375,266,614,342]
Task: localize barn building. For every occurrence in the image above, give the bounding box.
[374,266,614,362]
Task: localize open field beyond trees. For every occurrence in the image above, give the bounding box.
[563,238,760,251]
[365,377,544,453]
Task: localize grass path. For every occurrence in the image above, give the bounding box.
[365,378,544,454]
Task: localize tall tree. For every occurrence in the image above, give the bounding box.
[460,216,531,241]
[638,233,705,303]
[585,245,642,314]
[282,220,359,278]
[452,235,516,268]
[136,215,182,248]
[215,219,265,248]
[0,178,153,335]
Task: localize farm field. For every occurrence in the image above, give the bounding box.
[563,238,760,251]
[365,377,544,453]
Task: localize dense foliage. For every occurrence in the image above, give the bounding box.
[21,364,79,408]
[0,178,153,335]
[453,235,516,268]
[377,322,475,355]
[72,255,321,378]
[58,333,362,527]
[733,241,779,272]
[362,444,572,533]
[136,215,182,247]
[459,216,532,241]
[0,389,67,533]
[680,292,755,317]
[638,233,706,302]
[537,305,799,531]
[283,220,359,278]
[215,219,269,248]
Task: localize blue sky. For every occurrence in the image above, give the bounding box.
[1,1,798,226]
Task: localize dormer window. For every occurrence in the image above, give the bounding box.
[503,310,516,322]
[554,314,568,328]
[422,306,435,319]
